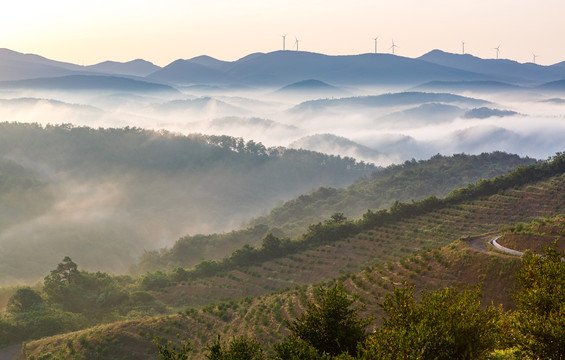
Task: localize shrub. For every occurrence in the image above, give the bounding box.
[361,285,501,360]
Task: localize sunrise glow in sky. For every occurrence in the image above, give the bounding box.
[1,0,563,66]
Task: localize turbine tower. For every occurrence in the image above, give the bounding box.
[390,39,398,55]
[493,44,501,59]
[461,41,465,55]
[282,35,286,51]
[532,52,539,64]
[295,37,300,51]
[373,36,379,54]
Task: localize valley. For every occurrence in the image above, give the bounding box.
[3,154,564,359]
[0,46,564,359]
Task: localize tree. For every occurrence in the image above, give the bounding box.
[272,336,325,360]
[44,256,80,293]
[153,334,192,360]
[261,233,282,255]
[361,285,501,360]
[205,336,264,360]
[329,213,347,224]
[6,287,43,314]
[43,256,82,306]
[512,244,565,359]
[285,283,370,357]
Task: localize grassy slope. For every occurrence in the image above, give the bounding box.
[20,173,565,359]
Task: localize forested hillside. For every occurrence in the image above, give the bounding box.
[0,123,373,285]
[250,152,535,237]
[132,152,535,274]
[13,153,565,359]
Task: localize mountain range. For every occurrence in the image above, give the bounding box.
[2,48,564,88]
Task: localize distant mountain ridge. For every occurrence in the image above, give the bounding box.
[418,49,565,85]
[1,47,564,87]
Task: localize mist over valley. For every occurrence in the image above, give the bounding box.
[0,48,564,286]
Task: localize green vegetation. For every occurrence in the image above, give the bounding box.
[135,153,564,283]
[0,257,166,347]
[0,122,374,284]
[512,243,565,359]
[251,152,535,237]
[159,244,565,359]
[133,152,536,274]
[499,215,564,253]
[154,335,192,360]
[7,153,565,359]
[362,285,500,359]
[284,283,370,357]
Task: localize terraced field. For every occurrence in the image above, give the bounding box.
[154,174,564,309]
[20,174,565,359]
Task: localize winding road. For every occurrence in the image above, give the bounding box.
[466,233,524,257]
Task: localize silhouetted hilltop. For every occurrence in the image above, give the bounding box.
[86,59,161,77]
[419,49,565,84]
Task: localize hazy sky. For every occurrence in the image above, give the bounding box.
[1,0,563,67]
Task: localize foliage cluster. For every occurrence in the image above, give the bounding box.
[154,245,564,360]
[512,245,565,359]
[0,257,166,347]
[363,286,500,359]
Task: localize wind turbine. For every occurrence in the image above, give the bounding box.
[461,41,465,55]
[295,37,300,51]
[373,36,379,54]
[281,35,286,51]
[493,44,501,59]
[532,52,539,64]
[390,39,398,55]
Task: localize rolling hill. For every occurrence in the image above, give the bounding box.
[16,154,565,359]
[412,80,524,93]
[290,91,490,113]
[85,59,161,77]
[0,75,179,94]
[131,152,535,274]
[271,79,347,99]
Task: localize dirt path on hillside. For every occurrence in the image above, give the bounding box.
[0,345,21,360]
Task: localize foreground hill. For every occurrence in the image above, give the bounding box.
[15,154,565,358]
